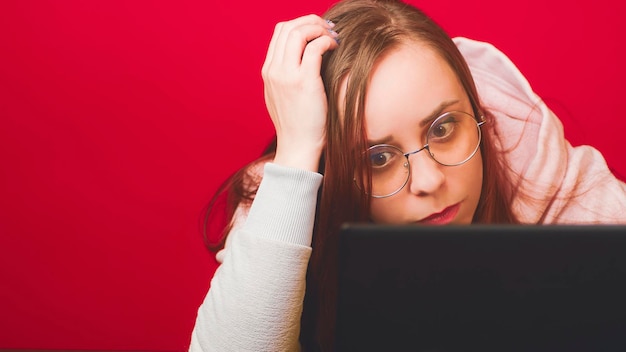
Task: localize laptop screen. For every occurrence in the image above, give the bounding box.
[336,224,626,351]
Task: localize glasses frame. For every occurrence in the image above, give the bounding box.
[363,111,486,198]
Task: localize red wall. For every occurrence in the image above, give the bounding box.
[1,0,624,350]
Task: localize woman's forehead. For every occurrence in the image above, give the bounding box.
[363,44,467,137]
[333,42,468,125]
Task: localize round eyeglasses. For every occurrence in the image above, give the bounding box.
[358,111,486,198]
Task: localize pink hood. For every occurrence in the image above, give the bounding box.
[456,37,626,223]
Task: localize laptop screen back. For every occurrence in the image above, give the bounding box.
[336,224,626,351]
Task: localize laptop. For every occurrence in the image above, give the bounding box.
[336,224,626,351]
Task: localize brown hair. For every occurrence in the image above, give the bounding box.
[204,0,519,350]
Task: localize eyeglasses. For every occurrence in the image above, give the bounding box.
[358,111,485,198]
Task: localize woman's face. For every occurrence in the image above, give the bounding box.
[362,42,483,225]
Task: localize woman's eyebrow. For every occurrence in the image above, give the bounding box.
[367,135,393,147]
[419,99,460,128]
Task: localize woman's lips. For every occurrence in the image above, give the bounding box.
[418,203,461,225]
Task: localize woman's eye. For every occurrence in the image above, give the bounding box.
[432,124,450,138]
[429,119,456,140]
[370,151,393,168]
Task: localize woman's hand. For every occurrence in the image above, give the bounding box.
[261,15,339,172]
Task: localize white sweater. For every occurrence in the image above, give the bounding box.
[189,37,626,352]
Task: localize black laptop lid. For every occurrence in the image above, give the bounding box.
[336,224,626,352]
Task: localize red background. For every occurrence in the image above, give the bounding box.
[1,0,625,351]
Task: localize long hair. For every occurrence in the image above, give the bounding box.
[203,0,519,350]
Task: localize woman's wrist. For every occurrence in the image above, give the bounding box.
[273,144,323,172]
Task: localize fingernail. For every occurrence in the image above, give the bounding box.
[325,19,335,27]
[327,28,340,44]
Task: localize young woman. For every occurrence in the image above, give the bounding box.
[190,0,626,350]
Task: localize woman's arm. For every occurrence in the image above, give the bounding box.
[190,14,338,351]
[190,163,322,352]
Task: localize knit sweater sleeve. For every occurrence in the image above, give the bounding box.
[190,163,323,352]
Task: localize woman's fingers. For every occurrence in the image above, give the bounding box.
[262,14,335,74]
[273,15,332,63]
[300,34,338,76]
[282,23,337,67]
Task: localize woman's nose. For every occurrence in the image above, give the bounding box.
[406,151,445,195]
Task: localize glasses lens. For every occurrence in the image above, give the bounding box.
[427,112,481,166]
[359,111,482,198]
[364,145,409,198]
